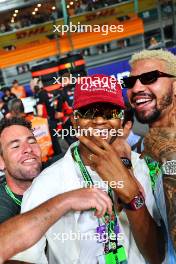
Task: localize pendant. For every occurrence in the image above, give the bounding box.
[96,224,107,243]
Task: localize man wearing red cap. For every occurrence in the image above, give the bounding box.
[14,75,164,264]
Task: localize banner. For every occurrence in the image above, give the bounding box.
[26,116,54,162]
[0,17,144,68]
[0,0,156,50]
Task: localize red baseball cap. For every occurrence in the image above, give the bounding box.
[73,74,125,109]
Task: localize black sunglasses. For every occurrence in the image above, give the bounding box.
[122,70,175,89]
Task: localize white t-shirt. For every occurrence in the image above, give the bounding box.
[13,145,160,264]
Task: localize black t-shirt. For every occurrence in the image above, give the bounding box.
[35,90,55,120]
[2,93,16,103]
[55,89,72,112]
[64,85,74,106]
[0,180,23,223]
[55,90,64,112]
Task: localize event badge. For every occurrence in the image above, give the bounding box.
[96,224,107,243]
[114,223,120,236]
[98,246,127,264]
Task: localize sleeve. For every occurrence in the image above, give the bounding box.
[56,91,64,112]
[37,91,46,104]
[11,175,51,263]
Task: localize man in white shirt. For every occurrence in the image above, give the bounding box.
[14,74,164,264]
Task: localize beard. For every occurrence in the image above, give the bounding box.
[134,108,161,124]
[134,91,173,124]
[6,163,42,182]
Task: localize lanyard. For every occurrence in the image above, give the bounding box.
[4,184,22,206]
[73,146,120,252]
[144,155,161,191]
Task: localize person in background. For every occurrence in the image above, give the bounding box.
[30,78,63,156]
[7,98,25,119]
[148,37,162,50]
[122,107,144,154]
[0,98,9,120]
[2,88,16,104]
[55,72,77,146]
[11,80,26,99]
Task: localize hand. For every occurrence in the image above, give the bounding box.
[55,112,64,119]
[111,136,131,160]
[66,187,112,218]
[78,135,139,203]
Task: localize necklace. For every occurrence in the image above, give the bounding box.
[4,184,22,206]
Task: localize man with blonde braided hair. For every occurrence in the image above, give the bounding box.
[122,49,176,263]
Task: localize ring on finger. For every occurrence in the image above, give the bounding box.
[89,154,94,161]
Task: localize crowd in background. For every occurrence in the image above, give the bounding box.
[0,0,134,33]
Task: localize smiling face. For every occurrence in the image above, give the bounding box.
[127,58,176,124]
[0,125,42,182]
[72,103,123,144]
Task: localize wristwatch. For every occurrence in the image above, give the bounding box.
[161,160,176,175]
[121,157,132,169]
[119,192,145,211]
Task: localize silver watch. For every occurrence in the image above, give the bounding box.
[161,160,176,175]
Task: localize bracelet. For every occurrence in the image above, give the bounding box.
[161,160,176,175]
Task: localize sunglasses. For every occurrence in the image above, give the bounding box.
[74,104,124,120]
[122,70,175,89]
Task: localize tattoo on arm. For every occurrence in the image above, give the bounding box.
[163,175,176,251]
[143,127,176,250]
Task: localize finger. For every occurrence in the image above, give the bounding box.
[92,201,103,217]
[78,135,106,156]
[94,198,109,218]
[89,192,107,218]
[78,134,114,157]
[90,134,112,151]
[92,188,112,216]
[94,188,113,215]
[88,154,99,166]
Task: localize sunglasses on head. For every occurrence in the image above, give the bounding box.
[74,104,124,120]
[122,70,175,89]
